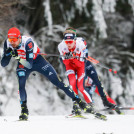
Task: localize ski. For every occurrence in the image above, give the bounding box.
[65,113,88,119]
[65,113,107,121]
[92,112,107,121]
[17,119,28,121]
[99,107,134,111]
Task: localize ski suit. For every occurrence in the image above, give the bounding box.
[58,38,92,103]
[1,36,78,102]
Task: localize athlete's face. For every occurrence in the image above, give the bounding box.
[64,39,75,49]
[8,38,21,48]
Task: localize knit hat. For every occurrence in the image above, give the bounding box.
[8,27,21,38]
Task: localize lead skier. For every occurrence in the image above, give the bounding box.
[1,27,99,120]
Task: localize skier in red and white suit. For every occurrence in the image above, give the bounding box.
[58,32,92,104]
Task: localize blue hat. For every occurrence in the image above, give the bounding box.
[64,33,75,40]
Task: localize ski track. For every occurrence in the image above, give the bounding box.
[0,115,134,134]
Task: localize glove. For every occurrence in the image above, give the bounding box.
[5,48,18,57]
[102,96,123,114]
[11,49,18,57]
[64,52,72,59]
[102,96,116,108]
[5,48,12,56]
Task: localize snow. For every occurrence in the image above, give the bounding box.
[102,0,116,13]
[128,0,134,15]
[74,0,90,17]
[43,0,53,35]
[92,0,108,38]
[0,115,134,134]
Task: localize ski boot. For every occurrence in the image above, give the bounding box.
[88,102,95,108]
[102,96,123,115]
[75,98,94,113]
[66,101,86,119]
[75,98,107,121]
[88,102,107,120]
[71,101,87,118]
[19,101,29,121]
[72,101,82,115]
[114,106,124,114]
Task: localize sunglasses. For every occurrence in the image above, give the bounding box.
[8,38,18,43]
[64,40,74,44]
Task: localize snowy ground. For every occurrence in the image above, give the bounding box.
[0,115,134,134]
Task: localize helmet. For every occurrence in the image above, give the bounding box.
[8,27,21,38]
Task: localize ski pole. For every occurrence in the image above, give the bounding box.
[86,56,117,74]
[99,107,134,111]
[34,53,117,74]
[34,53,62,57]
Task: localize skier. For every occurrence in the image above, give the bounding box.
[58,29,94,117]
[58,27,122,115]
[1,27,98,120]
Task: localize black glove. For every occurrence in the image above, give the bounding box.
[11,49,18,57]
[64,52,72,59]
[102,96,123,114]
[5,48,13,56]
[102,96,116,108]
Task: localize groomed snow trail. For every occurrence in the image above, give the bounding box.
[0,115,134,134]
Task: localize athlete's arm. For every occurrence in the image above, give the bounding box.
[1,40,12,67]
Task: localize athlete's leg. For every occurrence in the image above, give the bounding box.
[95,87,116,104]
[33,55,78,99]
[67,70,78,95]
[77,63,92,103]
[16,64,31,102]
[85,60,105,97]
[16,64,32,120]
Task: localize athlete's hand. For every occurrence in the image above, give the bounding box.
[5,48,13,56]
[64,52,72,59]
[11,49,18,57]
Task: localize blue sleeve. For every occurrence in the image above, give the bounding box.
[25,40,34,69]
[82,38,88,57]
[85,47,88,57]
[1,40,12,67]
[59,57,66,71]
